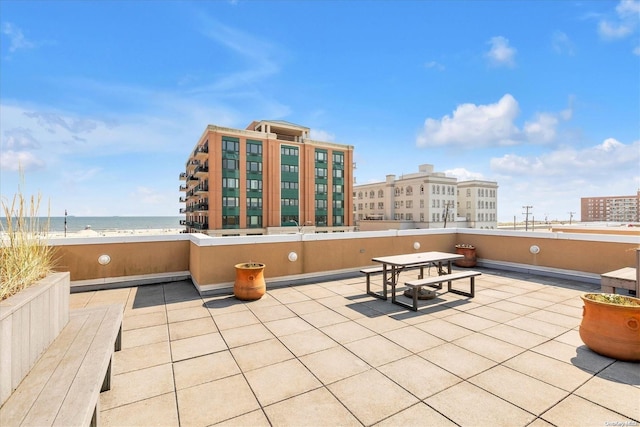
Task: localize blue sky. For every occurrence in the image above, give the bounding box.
[1,0,638,222]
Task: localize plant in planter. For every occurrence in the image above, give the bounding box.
[454,244,477,267]
[234,262,266,301]
[579,293,640,362]
[0,185,68,405]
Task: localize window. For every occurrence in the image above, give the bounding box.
[281,146,299,156]
[281,198,299,206]
[247,215,262,227]
[406,200,413,208]
[281,164,299,173]
[247,161,262,173]
[333,184,343,193]
[333,169,343,178]
[281,181,299,190]
[333,153,344,164]
[369,191,375,198]
[420,185,424,195]
[406,186,413,196]
[466,189,471,197]
[222,215,239,226]
[223,158,238,170]
[369,202,374,209]
[247,197,262,208]
[223,197,239,207]
[315,151,328,162]
[222,178,239,188]
[247,141,262,155]
[315,167,328,178]
[333,200,343,208]
[378,202,384,209]
[333,215,343,225]
[222,138,239,152]
[247,179,262,191]
[316,183,328,194]
[315,199,328,209]
[395,188,401,196]
[378,190,384,198]
[358,192,363,199]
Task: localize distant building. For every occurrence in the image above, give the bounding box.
[581,191,640,222]
[353,164,498,230]
[180,120,354,236]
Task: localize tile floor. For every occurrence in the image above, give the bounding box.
[69,269,640,426]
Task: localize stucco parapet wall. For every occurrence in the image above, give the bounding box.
[48,233,191,246]
[188,229,403,247]
[206,125,276,140]
[456,227,639,244]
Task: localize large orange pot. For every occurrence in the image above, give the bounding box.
[454,245,477,267]
[579,293,640,362]
[234,263,266,301]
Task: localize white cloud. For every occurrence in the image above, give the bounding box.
[552,31,575,56]
[417,94,574,148]
[634,45,640,55]
[598,0,639,41]
[444,168,484,181]
[425,61,445,71]
[1,22,35,53]
[417,94,521,147]
[131,186,166,204]
[491,138,640,177]
[485,36,517,67]
[310,129,335,141]
[0,150,45,171]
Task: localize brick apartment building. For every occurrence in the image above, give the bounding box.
[180,120,354,236]
[581,191,640,222]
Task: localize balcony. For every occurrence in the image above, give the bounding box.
[179,197,186,203]
[179,172,187,180]
[192,221,209,230]
[194,145,208,160]
[194,202,209,212]
[179,185,187,192]
[187,175,199,184]
[194,185,209,195]
[194,165,209,177]
[43,229,639,425]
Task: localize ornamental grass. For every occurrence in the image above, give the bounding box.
[0,188,56,302]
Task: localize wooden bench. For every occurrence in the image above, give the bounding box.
[393,271,481,311]
[0,303,123,427]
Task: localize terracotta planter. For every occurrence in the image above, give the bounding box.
[454,245,477,267]
[234,263,266,301]
[579,293,640,362]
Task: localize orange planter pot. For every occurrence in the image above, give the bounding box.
[234,263,266,301]
[579,294,640,362]
[454,245,477,268]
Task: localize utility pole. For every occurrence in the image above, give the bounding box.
[522,205,533,231]
[64,209,68,237]
[442,201,452,228]
[568,212,575,225]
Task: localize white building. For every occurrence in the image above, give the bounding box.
[354,164,498,230]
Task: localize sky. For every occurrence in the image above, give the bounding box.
[0,0,639,222]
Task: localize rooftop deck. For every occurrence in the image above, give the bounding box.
[71,268,639,426]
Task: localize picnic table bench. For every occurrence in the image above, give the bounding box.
[399,270,481,311]
[0,303,123,427]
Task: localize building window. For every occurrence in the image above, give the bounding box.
[247,215,262,227]
[223,158,238,170]
[222,138,239,152]
[248,179,262,191]
[316,183,328,194]
[247,161,262,173]
[332,152,344,164]
[281,146,298,156]
[369,191,375,198]
[333,200,343,208]
[281,198,299,206]
[247,197,262,208]
[315,151,328,162]
[282,164,299,173]
[406,186,413,196]
[281,181,299,190]
[333,184,343,193]
[333,169,343,178]
[315,167,328,178]
[222,178,239,188]
[378,190,384,198]
[333,215,343,225]
[315,199,328,209]
[222,215,239,227]
[247,141,262,155]
[223,197,239,207]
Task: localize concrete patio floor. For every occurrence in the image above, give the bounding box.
[70,268,640,427]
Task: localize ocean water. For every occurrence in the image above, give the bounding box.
[0,216,183,233]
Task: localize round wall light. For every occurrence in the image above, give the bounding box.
[288,251,298,262]
[98,254,111,265]
[529,245,541,255]
[413,242,421,250]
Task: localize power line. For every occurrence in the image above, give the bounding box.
[522,205,533,231]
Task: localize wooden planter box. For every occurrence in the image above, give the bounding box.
[0,272,70,405]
